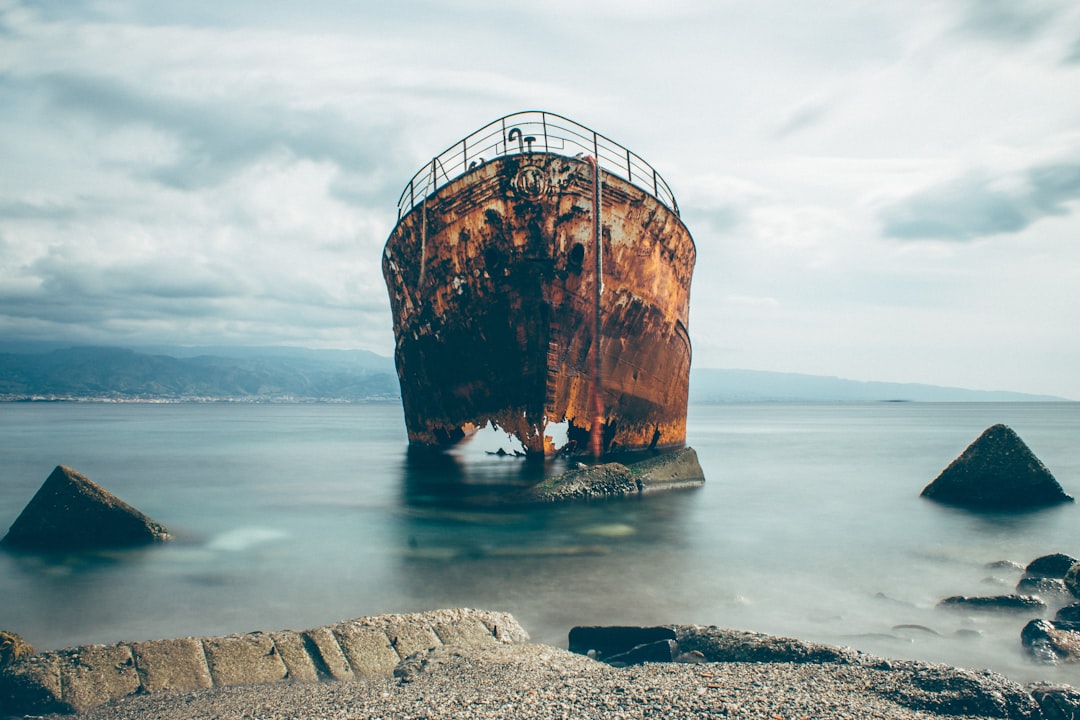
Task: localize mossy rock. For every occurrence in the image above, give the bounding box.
[0,631,34,668]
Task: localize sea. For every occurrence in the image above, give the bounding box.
[2,401,1079,685]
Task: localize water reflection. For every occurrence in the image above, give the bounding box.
[923,499,1076,540]
[389,447,707,645]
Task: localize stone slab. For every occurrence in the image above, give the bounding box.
[202,632,287,687]
[131,637,212,694]
[0,653,64,715]
[427,610,499,646]
[331,622,399,677]
[269,630,319,683]
[0,608,529,716]
[471,609,530,643]
[301,626,354,681]
[58,644,141,714]
[367,614,443,659]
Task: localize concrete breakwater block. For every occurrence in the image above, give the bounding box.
[1,465,170,551]
[0,608,526,716]
[921,424,1073,510]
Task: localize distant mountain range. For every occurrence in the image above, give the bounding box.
[0,344,398,402]
[0,343,1068,403]
[688,368,1067,403]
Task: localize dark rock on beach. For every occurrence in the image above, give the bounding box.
[1028,683,1080,720]
[1065,563,1080,599]
[1057,603,1080,622]
[1017,576,1070,598]
[1,466,170,552]
[1022,619,1080,664]
[0,631,34,669]
[920,424,1073,509]
[567,626,677,663]
[937,594,1047,612]
[1026,553,1079,578]
[603,639,679,666]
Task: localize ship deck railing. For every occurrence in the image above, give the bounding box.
[396,111,680,220]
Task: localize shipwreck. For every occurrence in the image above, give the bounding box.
[383,111,696,458]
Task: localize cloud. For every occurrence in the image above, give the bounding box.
[879,160,1080,241]
[38,72,402,197]
[772,100,832,139]
[957,0,1059,44]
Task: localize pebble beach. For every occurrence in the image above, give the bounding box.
[36,641,1071,720]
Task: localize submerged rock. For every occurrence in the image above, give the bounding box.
[518,462,639,503]
[630,447,707,493]
[937,594,1046,612]
[1,465,170,552]
[920,424,1073,510]
[1017,577,1069,598]
[511,447,705,504]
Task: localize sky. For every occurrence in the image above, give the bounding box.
[1,1,1079,398]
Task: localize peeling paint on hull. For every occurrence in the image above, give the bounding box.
[383,151,695,457]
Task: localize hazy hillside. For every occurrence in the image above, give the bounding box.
[0,345,398,401]
[0,344,1067,402]
[689,368,1067,403]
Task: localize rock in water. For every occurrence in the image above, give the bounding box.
[1025,553,1079,579]
[1,466,170,551]
[1022,619,1080,664]
[920,424,1073,510]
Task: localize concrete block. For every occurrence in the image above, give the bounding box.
[331,622,399,677]
[131,637,212,694]
[471,609,530,643]
[633,447,706,492]
[302,627,354,681]
[0,653,64,715]
[269,630,319,683]
[58,644,141,713]
[425,609,499,646]
[1,465,169,551]
[372,614,443,659]
[202,632,287,687]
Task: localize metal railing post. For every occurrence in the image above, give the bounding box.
[396,111,679,220]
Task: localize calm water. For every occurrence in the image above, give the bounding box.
[2,401,1079,684]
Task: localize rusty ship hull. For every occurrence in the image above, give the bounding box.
[382,113,695,457]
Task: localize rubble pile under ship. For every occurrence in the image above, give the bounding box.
[382,111,696,458]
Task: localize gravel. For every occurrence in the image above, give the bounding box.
[39,643,1037,720]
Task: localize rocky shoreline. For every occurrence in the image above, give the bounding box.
[3,609,1079,720]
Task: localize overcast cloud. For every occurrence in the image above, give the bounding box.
[1,0,1079,397]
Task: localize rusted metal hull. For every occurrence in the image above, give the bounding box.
[383,152,695,457]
